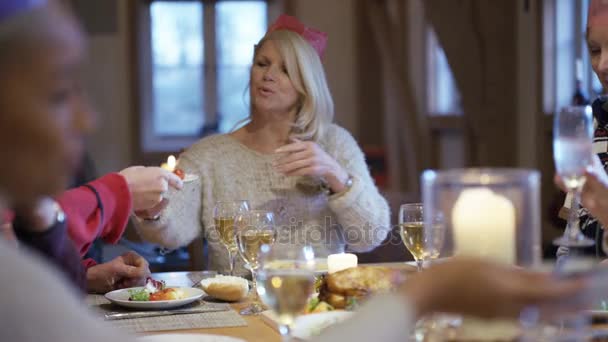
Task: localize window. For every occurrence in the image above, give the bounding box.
[426,28,463,116]
[138,0,269,152]
[544,0,602,114]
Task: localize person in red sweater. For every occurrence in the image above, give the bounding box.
[60,165,183,293]
[6,165,183,293]
[0,0,183,293]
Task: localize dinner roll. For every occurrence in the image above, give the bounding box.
[200,275,249,302]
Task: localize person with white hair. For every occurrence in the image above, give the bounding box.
[134,15,391,276]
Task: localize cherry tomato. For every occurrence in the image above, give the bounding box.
[173,169,185,180]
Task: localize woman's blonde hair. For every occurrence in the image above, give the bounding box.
[251,29,334,142]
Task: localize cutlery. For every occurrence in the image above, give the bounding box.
[104,307,229,321]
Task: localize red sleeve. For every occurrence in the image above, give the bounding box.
[58,173,133,256]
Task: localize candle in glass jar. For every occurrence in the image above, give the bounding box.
[161,155,177,172]
[327,253,358,274]
[452,188,516,264]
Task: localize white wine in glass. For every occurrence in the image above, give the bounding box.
[399,203,444,271]
[257,244,316,341]
[258,269,315,323]
[400,221,427,261]
[216,217,237,249]
[238,230,276,268]
[213,200,250,276]
[399,203,427,271]
[553,105,594,247]
[236,210,276,316]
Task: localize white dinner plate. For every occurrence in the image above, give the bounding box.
[183,174,199,183]
[104,287,205,310]
[137,333,244,342]
[261,310,354,340]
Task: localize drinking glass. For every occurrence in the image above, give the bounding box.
[399,203,444,271]
[213,200,250,275]
[235,210,276,315]
[257,244,316,342]
[553,105,594,247]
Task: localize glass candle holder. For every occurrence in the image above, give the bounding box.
[421,168,541,267]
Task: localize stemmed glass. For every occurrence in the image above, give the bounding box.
[213,200,250,275]
[553,105,595,247]
[235,210,277,315]
[399,203,444,272]
[256,244,316,342]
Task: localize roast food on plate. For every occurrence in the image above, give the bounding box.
[200,275,249,302]
[318,266,407,309]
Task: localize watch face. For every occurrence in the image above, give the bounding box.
[53,203,66,223]
[57,210,65,223]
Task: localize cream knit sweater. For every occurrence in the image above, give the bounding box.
[133,124,390,274]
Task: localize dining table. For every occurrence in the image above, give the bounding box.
[96,262,608,341]
[97,263,418,342]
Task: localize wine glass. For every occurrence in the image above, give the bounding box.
[399,203,444,272]
[213,200,250,275]
[553,105,595,247]
[235,210,277,315]
[256,244,316,342]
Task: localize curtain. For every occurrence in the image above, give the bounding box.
[362,0,432,195]
[423,0,519,167]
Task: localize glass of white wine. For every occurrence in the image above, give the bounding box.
[553,105,594,247]
[399,203,444,271]
[213,200,250,276]
[257,243,316,342]
[235,210,276,315]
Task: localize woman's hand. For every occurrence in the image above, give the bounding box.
[86,251,151,294]
[274,139,349,193]
[554,156,608,226]
[579,171,608,226]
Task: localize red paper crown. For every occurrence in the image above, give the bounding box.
[267,14,328,58]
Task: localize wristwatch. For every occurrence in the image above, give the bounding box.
[52,201,66,225]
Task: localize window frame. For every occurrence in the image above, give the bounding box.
[425,26,463,117]
[130,0,283,163]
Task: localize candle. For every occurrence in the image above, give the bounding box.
[452,188,516,264]
[161,155,177,172]
[327,253,358,274]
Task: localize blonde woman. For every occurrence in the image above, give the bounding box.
[134,15,391,275]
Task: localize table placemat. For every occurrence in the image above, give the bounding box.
[87,295,247,333]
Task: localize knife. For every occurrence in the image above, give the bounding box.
[104,307,229,321]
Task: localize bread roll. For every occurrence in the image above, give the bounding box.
[200,275,249,302]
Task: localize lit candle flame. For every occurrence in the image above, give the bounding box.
[167,155,176,171]
[161,155,177,172]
